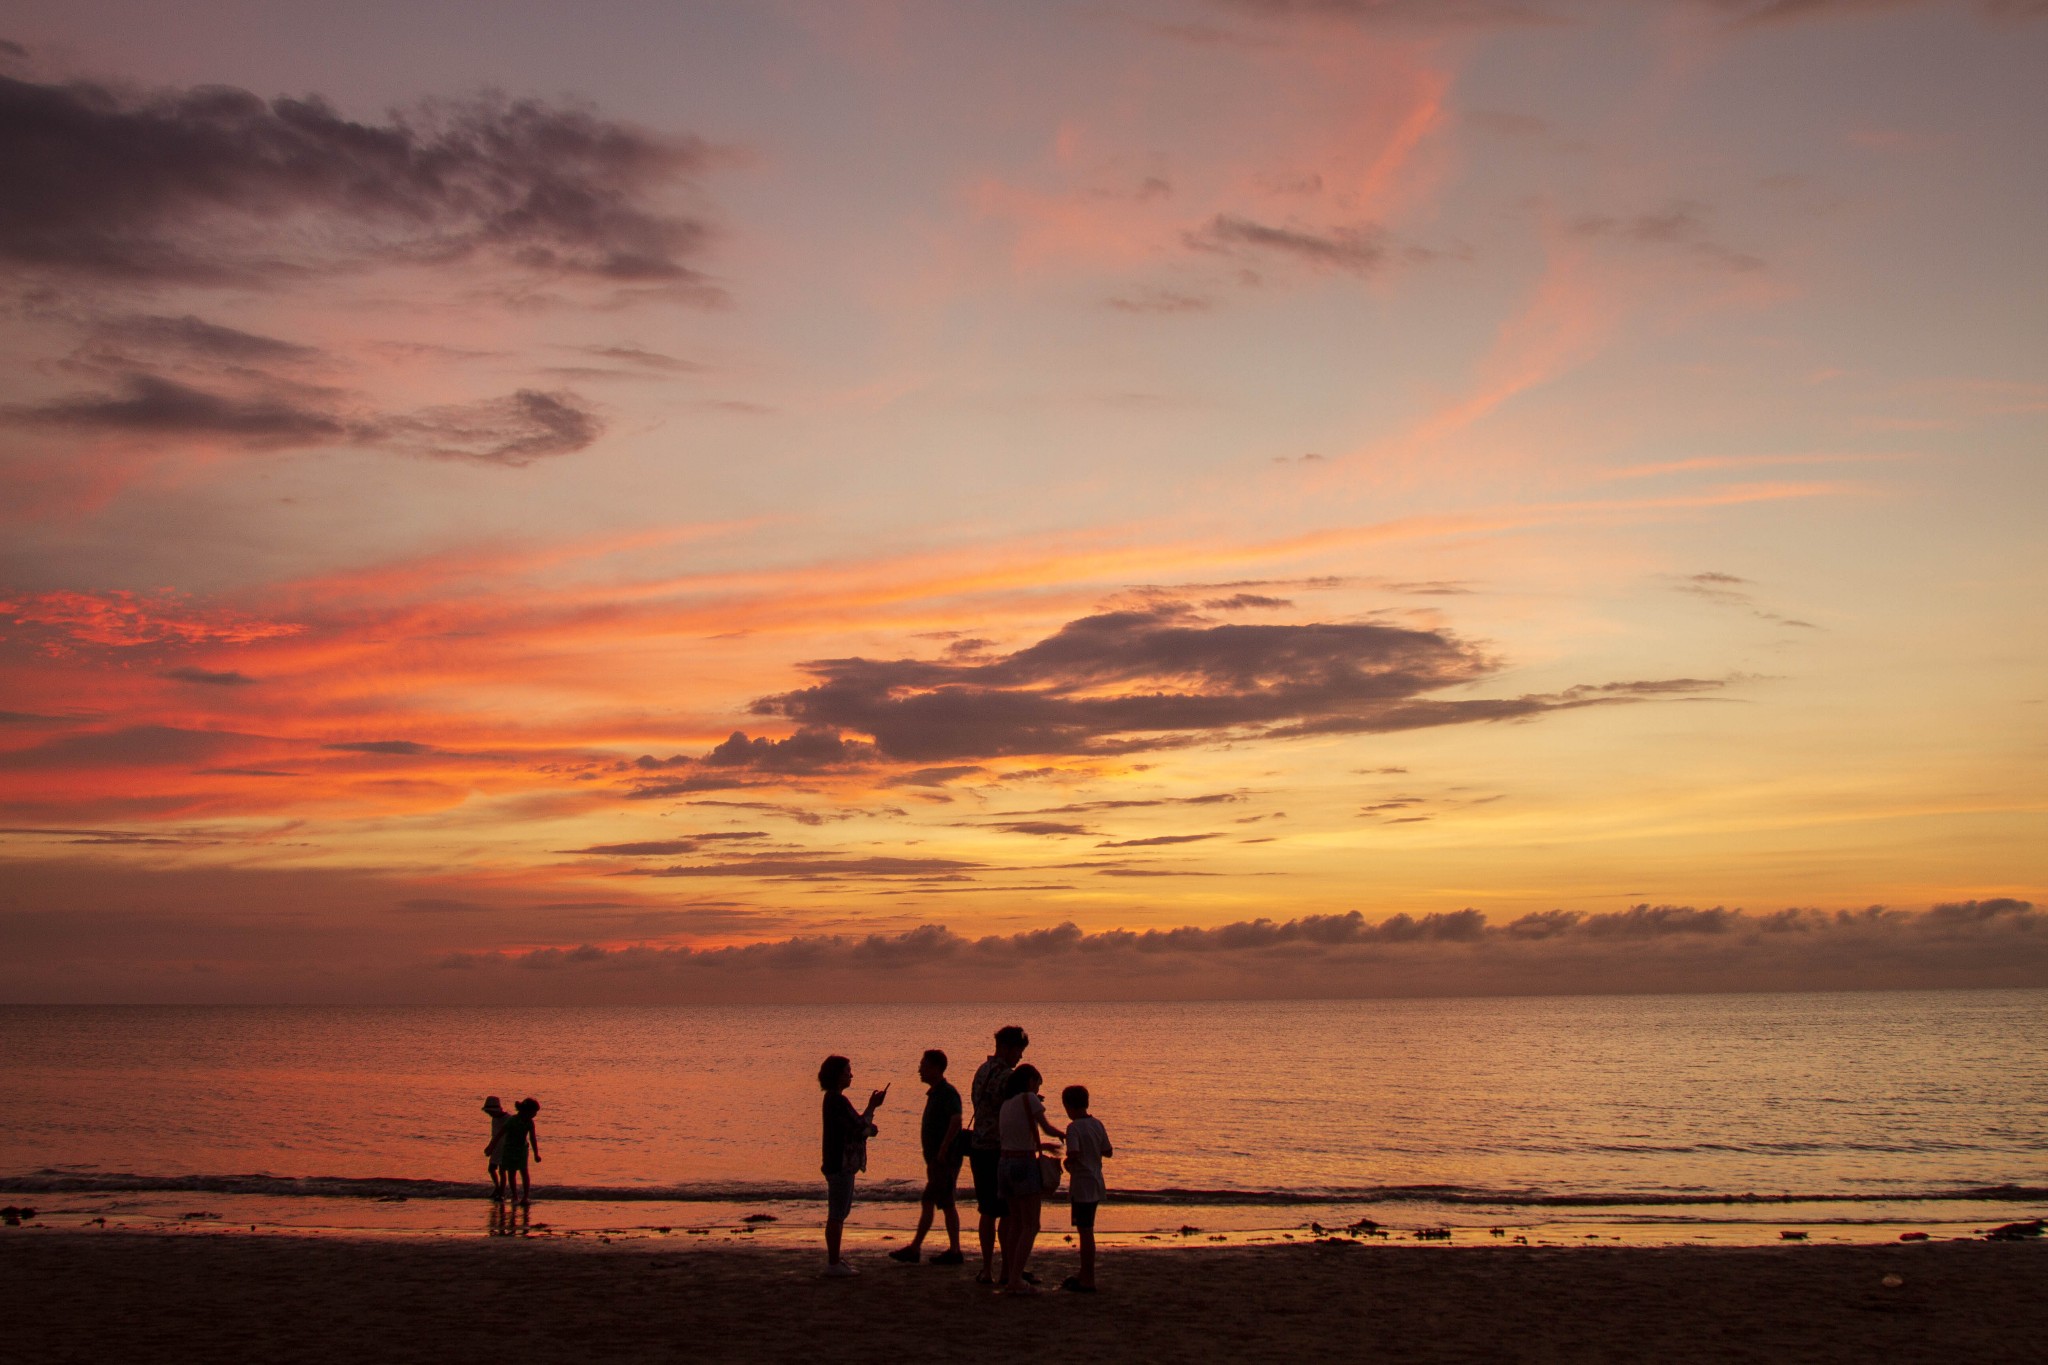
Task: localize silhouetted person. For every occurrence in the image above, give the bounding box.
[995,1063,1063,1294]
[497,1097,541,1205]
[819,1054,887,1277]
[889,1049,964,1264]
[968,1025,1028,1284]
[1059,1084,1112,1293]
[482,1096,510,1200]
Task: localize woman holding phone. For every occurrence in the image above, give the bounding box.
[818,1055,887,1276]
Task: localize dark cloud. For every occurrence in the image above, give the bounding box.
[93,313,325,362]
[632,854,988,880]
[1184,214,1390,274]
[0,825,219,847]
[1011,793,1247,815]
[562,344,702,372]
[159,666,257,686]
[623,775,756,799]
[397,896,494,913]
[0,75,719,289]
[1571,201,1764,273]
[1927,897,2038,922]
[1104,288,1213,314]
[432,900,2048,1001]
[1,710,76,726]
[1097,833,1222,847]
[751,604,1720,762]
[568,833,769,856]
[1203,594,1293,610]
[0,724,250,770]
[985,821,1095,837]
[11,372,350,445]
[8,371,605,466]
[882,765,987,788]
[1674,572,1819,632]
[688,799,890,826]
[3,852,2039,1003]
[375,389,602,466]
[323,740,437,755]
[699,727,878,775]
[1703,0,2047,25]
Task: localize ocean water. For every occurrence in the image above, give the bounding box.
[4,991,2044,1244]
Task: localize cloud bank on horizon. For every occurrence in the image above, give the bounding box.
[0,1,2042,1001]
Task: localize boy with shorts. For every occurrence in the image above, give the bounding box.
[888,1049,965,1264]
[1059,1084,1112,1293]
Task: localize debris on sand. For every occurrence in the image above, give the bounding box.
[1985,1220,2044,1241]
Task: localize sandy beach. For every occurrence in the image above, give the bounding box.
[8,1230,2045,1364]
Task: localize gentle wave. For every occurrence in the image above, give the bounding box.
[7,1170,2044,1209]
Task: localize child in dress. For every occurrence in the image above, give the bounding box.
[496,1097,541,1205]
[482,1096,510,1200]
[1060,1085,1112,1293]
[994,1064,1064,1294]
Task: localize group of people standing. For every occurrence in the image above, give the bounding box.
[481,1095,541,1203]
[819,1025,1113,1294]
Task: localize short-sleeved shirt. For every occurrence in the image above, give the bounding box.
[496,1113,534,1165]
[821,1092,864,1177]
[998,1091,1046,1152]
[920,1079,962,1163]
[1065,1114,1111,1202]
[969,1056,1014,1150]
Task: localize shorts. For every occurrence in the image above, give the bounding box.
[996,1156,1043,1200]
[922,1153,962,1204]
[1070,1200,1099,1231]
[968,1146,1006,1218]
[825,1172,854,1221]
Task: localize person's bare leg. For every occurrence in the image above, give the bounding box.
[979,1209,999,1279]
[942,1198,961,1253]
[996,1206,1018,1286]
[1078,1224,1096,1287]
[1003,1198,1042,1289]
[826,1215,844,1265]
[907,1191,935,1252]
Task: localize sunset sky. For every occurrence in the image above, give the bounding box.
[2,1,2043,1002]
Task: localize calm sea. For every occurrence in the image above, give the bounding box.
[5,991,2044,1242]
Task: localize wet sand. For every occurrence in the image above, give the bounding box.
[7,1230,2044,1363]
